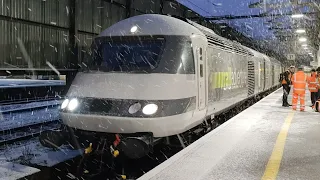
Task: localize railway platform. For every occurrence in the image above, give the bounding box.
[139,88,320,180]
[0,79,65,88]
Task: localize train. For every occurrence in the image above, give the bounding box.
[50,14,283,159]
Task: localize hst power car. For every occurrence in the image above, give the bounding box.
[57,14,282,158]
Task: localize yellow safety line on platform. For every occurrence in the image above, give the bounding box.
[261,111,295,180]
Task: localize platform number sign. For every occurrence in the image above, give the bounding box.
[287,54,295,61]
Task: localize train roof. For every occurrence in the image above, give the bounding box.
[99,14,204,37]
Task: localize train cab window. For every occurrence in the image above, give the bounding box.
[91,38,164,72]
[88,36,195,74]
[200,64,203,77]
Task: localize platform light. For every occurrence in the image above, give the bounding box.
[304,47,308,50]
[302,44,308,47]
[298,37,307,42]
[296,29,306,33]
[130,26,138,33]
[292,14,304,18]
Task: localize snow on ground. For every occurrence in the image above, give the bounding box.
[0,107,59,131]
[0,162,40,180]
[0,100,62,113]
[0,139,82,167]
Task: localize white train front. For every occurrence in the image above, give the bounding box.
[59,14,282,158]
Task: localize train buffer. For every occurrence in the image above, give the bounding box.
[139,88,320,180]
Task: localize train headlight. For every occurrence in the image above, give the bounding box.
[142,104,158,115]
[68,98,79,111]
[129,103,142,114]
[61,99,69,109]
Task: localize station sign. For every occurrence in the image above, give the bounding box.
[287,54,295,60]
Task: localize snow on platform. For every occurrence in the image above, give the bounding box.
[0,162,40,180]
[0,79,65,88]
[0,139,82,168]
[139,88,320,180]
[0,100,62,113]
[0,107,59,131]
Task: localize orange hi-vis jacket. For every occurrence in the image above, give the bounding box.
[292,71,307,94]
[307,72,319,92]
[318,75,320,90]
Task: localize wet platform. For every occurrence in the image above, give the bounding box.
[139,88,320,180]
[0,79,65,88]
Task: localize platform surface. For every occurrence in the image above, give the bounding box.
[0,79,65,88]
[139,88,319,180]
[0,162,40,180]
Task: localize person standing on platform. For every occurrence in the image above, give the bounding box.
[316,67,320,100]
[307,69,318,108]
[292,66,307,111]
[281,66,295,107]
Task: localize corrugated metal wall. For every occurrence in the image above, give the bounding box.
[0,0,205,69]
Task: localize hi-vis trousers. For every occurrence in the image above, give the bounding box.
[292,93,305,111]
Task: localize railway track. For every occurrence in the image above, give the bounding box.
[0,120,61,147]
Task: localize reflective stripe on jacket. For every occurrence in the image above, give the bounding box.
[293,71,307,94]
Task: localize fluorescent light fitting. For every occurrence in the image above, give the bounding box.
[292,14,304,18]
[296,29,306,33]
[299,37,307,42]
[302,44,308,47]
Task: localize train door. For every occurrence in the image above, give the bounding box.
[191,34,207,112]
[196,47,206,110]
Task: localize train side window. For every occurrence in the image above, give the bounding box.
[199,48,203,61]
[200,64,203,77]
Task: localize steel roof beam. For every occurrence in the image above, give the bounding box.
[189,11,317,20]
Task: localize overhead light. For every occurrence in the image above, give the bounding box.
[308,52,312,54]
[304,47,308,49]
[302,44,308,47]
[298,37,307,42]
[292,14,304,18]
[296,29,306,33]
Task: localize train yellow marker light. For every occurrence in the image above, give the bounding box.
[85,143,93,154]
[262,111,295,180]
[113,150,120,157]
